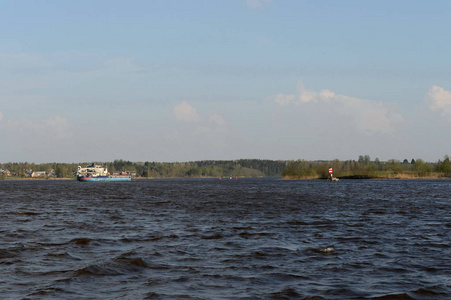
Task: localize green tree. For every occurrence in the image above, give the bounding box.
[387,159,403,173]
[437,155,451,174]
[55,166,64,178]
[413,159,431,177]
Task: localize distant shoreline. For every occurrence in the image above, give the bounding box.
[282,173,451,180]
[0,177,73,180]
[2,175,451,181]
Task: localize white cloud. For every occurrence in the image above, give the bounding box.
[338,99,402,134]
[427,85,451,117]
[273,84,332,105]
[0,110,3,121]
[172,102,228,135]
[173,101,200,123]
[245,0,272,9]
[271,83,403,134]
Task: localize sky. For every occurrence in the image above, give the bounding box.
[1,0,450,163]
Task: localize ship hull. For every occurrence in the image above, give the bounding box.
[77,175,131,182]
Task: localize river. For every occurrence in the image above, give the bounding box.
[0,178,450,299]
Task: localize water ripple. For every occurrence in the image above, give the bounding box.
[0,178,449,299]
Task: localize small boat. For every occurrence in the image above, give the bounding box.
[76,164,131,182]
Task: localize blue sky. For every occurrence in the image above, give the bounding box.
[1,0,450,163]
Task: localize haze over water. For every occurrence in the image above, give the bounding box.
[1,178,450,299]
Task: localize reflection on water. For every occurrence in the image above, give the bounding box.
[0,178,450,299]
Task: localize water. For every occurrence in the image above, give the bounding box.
[0,178,450,299]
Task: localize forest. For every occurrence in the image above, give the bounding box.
[282,155,451,179]
[0,159,286,179]
[1,156,450,179]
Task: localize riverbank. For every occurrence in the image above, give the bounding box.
[0,176,261,181]
[283,171,451,180]
[2,173,450,181]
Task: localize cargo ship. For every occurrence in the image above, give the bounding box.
[76,164,131,182]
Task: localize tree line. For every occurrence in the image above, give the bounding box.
[1,156,450,179]
[0,159,286,179]
[282,155,451,179]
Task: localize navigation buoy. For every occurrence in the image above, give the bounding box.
[328,167,339,181]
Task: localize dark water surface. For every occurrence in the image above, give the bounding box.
[0,178,450,299]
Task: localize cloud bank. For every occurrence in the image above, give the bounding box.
[427,85,451,118]
[271,83,403,134]
[173,101,200,123]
